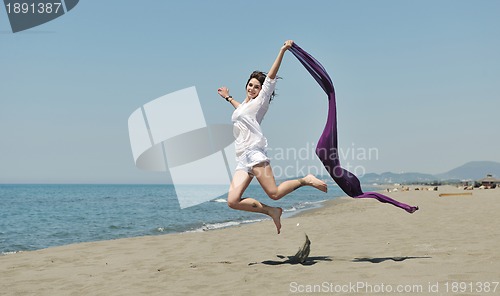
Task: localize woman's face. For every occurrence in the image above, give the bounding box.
[246,78,262,99]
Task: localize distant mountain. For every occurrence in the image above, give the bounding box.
[359,161,500,184]
[435,161,500,180]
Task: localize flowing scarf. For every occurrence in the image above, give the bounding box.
[289,43,418,213]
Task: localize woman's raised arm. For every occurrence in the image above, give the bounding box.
[267,40,294,80]
[217,86,240,109]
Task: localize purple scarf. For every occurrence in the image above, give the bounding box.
[289,43,418,213]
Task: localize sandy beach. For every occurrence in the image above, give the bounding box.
[1,185,499,296]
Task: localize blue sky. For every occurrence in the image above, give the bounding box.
[1,0,499,183]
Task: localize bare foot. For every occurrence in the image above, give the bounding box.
[302,174,328,193]
[268,207,282,234]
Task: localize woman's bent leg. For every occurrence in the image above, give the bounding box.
[252,163,327,201]
[227,170,283,234]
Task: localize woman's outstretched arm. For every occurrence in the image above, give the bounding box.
[217,86,239,109]
[267,40,294,80]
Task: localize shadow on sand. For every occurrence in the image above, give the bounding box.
[249,234,333,266]
[352,256,432,263]
[248,234,431,266]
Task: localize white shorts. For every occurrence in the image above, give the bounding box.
[235,149,270,174]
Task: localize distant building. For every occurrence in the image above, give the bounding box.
[478,174,500,188]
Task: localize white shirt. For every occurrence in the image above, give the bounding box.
[231,76,277,157]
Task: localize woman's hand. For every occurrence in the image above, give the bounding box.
[281,40,294,51]
[217,86,230,99]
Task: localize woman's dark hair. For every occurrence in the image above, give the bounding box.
[246,70,277,101]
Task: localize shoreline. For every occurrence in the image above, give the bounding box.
[0,184,470,256]
[0,193,332,257]
[1,182,384,256]
[0,185,428,256]
[0,184,343,256]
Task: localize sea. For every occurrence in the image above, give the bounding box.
[0,183,372,255]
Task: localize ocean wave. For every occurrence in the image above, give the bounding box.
[211,198,227,203]
[152,226,179,234]
[188,219,264,233]
[285,200,327,212]
[1,251,23,256]
[302,200,328,206]
[109,225,134,230]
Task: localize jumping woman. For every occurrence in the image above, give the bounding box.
[217,40,327,234]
